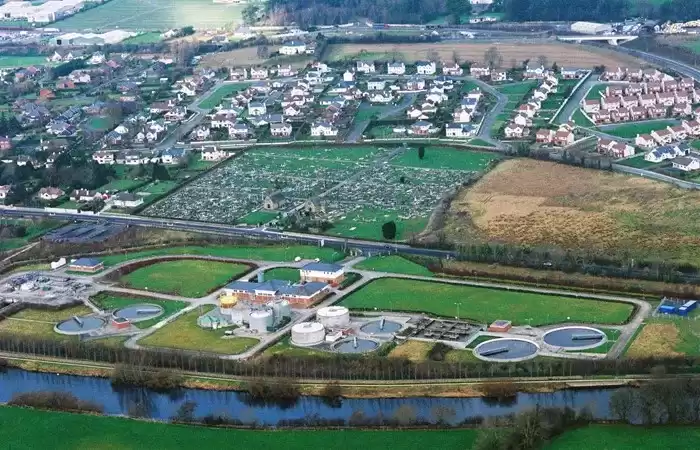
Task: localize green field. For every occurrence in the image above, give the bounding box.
[121,31,163,44]
[327,210,427,241]
[0,305,92,340]
[140,306,258,354]
[497,81,538,96]
[0,55,48,68]
[87,116,112,131]
[263,267,301,282]
[355,105,386,122]
[100,245,345,267]
[354,255,433,277]
[90,293,188,329]
[617,155,658,168]
[339,278,634,326]
[0,219,58,252]
[571,109,595,128]
[604,120,678,139]
[99,178,144,192]
[0,407,478,450]
[390,147,498,171]
[548,424,700,449]
[54,0,245,31]
[238,210,280,225]
[585,83,609,100]
[198,83,251,109]
[120,260,250,298]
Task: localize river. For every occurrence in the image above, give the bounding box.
[0,368,618,424]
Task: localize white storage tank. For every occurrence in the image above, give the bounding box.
[249,309,273,333]
[317,306,350,328]
[268,299,291,321]
[291,322,325,346]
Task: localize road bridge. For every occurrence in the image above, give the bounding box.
[557,35,638,46]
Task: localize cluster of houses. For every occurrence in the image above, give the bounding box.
[33,185,145,208]
[635,118,700,151]
[534,121,577,147]
[504,71,560,139]
[595,137,635,158]
[446,88,484,138]
[641,142,700,172]
[468,66,508,83]
[92,146,189,166]
[583,72,697,125]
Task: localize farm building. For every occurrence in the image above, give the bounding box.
[68,257,104,273]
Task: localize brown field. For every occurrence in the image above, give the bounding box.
[625,323,682,358]
[199,46,312,68]
[325,42,645,68]
[443,159,700,265]
[388,340,434,362]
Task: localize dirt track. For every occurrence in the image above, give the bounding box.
[326,41,646,68]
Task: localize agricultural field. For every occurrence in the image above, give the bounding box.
[0,407,479,450]
[143,146,498,240]
[89,293,188,329]
[54,0,244,31]
[0,305,92,340]
[121,32,163,44]
[198,46,312,69]
[325,43,644,68]
[197,83,251,110]
[603,119,679,139]
[354,256,434,277]
[338,278,634,326]
[0,55,49,68]
[548,424,700,450]
[140,306,258,354]
[442,158,700,266]
[119,260,251,298]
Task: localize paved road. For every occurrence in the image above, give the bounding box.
[556,77,598,125]
[469,77,508,148]
[345,93,418,143]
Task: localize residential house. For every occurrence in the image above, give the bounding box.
[601,96,621,110]
[453,108,472,123]
[470,66,491,78]
[645,144,687,162]
[626,83,644,95]
[310,121,338,137]
[70,189,101,202]
[416,61,436,75]
[561,68,585,79]
[523,65,547,79]
[211,113,238,130]
[48,49,83,63]
[263,192,286,210]
[367,79,386,91]
[56,79,76,90]
[513,114,531,128]
[250,67,269,80]
[611,108,630,123]
[442,62,463,76]
[92,151,115,164]
[535,128,555,144]
[200,146,229,161]
[610,142,635,158]
[112,192,144,208]
[669,125,688,141]
[445,122,475,138]
[621,96,639,108]
[532,89,548,102]
[165,107,188,122]
[191,125,210,141]
[582,99,600,114]
[656,91,675,107]
[229,122,251,139]
[647,105,667,119]
[673,156,700,171]
[646,82,664,94]
[279,41,307,55]
[504,123,528,138]
[149,99,177,114]
[368,90,394,104]
[683,119,700,136]
[516,103,538,119]
[602,67,625,81]
[638,94,656,108]
[630,106,647,121]
[277,65,297,77]
[593,109,611,123]
[283,105,302,118]
[39,89,55,100]
[410,120,434,135]
[651,128,674,145]
[160,147,188,165]
[491,70,507,82]
[0,136,11,151]
[627,68,644,82]
[405,77,426,91]
[386,61,406,75]
[270,122,293,137]
[406,106,428,120]
[356,61,376,74]
[0,185,11,202]
[606,86,624,97]
[553,130,574,147]
[673,102,692,117]
[247,102,267,116]
[229,67,248,80]
[635,134,656,149]
[38,187,64,201]
[343,70,355,82]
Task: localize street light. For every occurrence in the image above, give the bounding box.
[455,302,462,320]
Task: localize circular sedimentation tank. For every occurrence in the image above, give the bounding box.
[113,303,164,323]
[333,337,379,354]
[360,319,402,334]
[474,338,539,362]
[543,326,606,349]
[55,316,106,335]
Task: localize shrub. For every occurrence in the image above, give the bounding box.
[111,364,183,391]
[8,391,103,413]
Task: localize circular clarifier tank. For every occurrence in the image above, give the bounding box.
[113,303,164,322]
[543,326,606,349]
[474,338,539,361]
[360,319,402,334]
[55,316,106,335]
[333,337,379,354]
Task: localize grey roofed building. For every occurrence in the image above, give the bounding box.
[301,262,343,273]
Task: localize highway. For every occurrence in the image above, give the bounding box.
[0,206,457,259]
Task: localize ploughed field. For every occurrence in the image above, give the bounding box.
[442,159,700,266]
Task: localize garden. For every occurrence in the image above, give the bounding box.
[338,278,635,326]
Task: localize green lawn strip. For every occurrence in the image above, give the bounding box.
[262,267,300,282]
[263,336,331,358]
[669,310,700,355]
[198,83,251,109]
[121,31,163,44]
[355,105,385,122]
[99,245,345,267]
[120,260,250,298]
[465,334,498,349]
[0,406,478,450]
[617,155,657,168]
[338,278,634,326]
[604,120,678,139]
[238,210,280,225]
[547,424,700,449]
[469,138,495,147]
[0,305,92,340]
[496,81,538,96]
[140,306,258,354]
[99,178,145,192]
[354,255,433,277]
[389,147,498,171]
[89,292,188,329]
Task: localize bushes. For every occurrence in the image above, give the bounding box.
[244,379,301,406]
[8,391,103,414]
[111,364,183,391]
[428,342,452,361]
[338,272,362,290]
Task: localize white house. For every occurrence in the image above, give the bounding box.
[92,151,115,165]
[279,41,307,55]
[445,123,475,138]
[673,156,700,171]
[38,187,64,201]
[201,146,229,161]
[369,91,394,104]
[453,108,472,123]
[311,121,338,137]
[0,185,10,201]
[112,192,144,208]
[343,70,355,82]
[387,62,406,75]
[270,122,293,137]
[416,61,437,75]
[442,62,463,76]
[248,102,267,116]
[367,79,386,91]
[635,134,656,149]
[356,61,376,74]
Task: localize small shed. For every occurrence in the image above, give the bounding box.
[68,257,104,273]
[487,320,512,333]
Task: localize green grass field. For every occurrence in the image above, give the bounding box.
[55,0,245,31]
[198,83,250,109]
[571,109,595,128]
[100,245,345,267]
[548,424,700,449]
[604,120,678,139]
[140,306,258,354]
[90,293,187,329]
[0,305,92,340]
[390,147,498,171]
[120,260,250,298]
[263,267,300,282]
[354,256,433,277]
[497,81,538,96]
[238,210,279,225]
[327,210,427,241]
[355,105,386,122]
[121,31,163,44]
[339,278,634,326]
[0,55,48,68]
[0,407,478,450]
[585,83,609,100]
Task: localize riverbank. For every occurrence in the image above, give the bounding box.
[3,352,635,399]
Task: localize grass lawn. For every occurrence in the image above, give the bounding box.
[263,267,300,282]
[100,245,345,267]
[497,81,538,96]
[87,116,112,131]
[120,260,250,298]
[140,306,258,354]
[617,155,657,168]
[584,83,608,100]
[121,31,163,44]
[692,139,700,150]
[328,210,427,241]
[99,178,145,192]
[354,255,433,277]
[548,424,700,449]
[0,55,48,68]
[355,105,385,122]
[262,336,330,358]
[390,147,498,171]
[604,120,678,139]
[0,406,478,450]
[198,83,251,109]
[469,138,496,147]
[0,305,92,340]
[238,210,279,225]
[339,278,634,326]
[90,292,188,329]
[0,219,58,252]
[136,180,179,196]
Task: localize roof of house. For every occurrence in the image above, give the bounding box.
[302,262,343,273]
[71,257,102,267]
[113,192,139,202]
[673,156,696,166]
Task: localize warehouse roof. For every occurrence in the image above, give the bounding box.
[70,257,102,267]
[302,262,343,273]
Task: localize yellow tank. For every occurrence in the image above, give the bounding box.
[219,294,238,308]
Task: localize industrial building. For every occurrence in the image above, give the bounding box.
[570,21,614,35]
[0,0,86,24]
[51,30,138,46]
[300,262,345,287]
[291,322,326,346]
[222,279,330,307]
[68,257,104,273]
[316,306,350,328]
[199,294,291,332]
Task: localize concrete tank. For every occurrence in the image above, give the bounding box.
[316,306,350,328]
[249,309,273,333]
[291,321,325,346]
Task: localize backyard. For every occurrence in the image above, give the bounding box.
[338,278,634,326]
[89,292,188,329]
[119,260,251,298]
[603,120,679,139]
[140,306,258,354]
[197,83,251,110]
[142,145,499,240]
